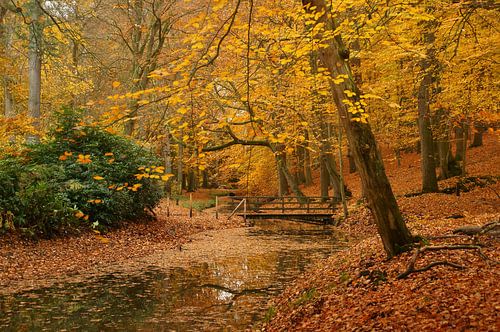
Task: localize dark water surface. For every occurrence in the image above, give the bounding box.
[0,220,343,331]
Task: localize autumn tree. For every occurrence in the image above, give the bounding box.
[302,0,413,257]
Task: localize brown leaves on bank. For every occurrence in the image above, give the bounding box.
[264,134,499,331]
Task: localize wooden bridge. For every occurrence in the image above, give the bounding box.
[215,196,337,225]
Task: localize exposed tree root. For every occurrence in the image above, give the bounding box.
[397,243,497,279]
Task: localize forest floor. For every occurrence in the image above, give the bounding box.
[264,133,500,331]
[0,202,242,294]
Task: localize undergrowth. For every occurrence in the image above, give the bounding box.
[0,108,165,238]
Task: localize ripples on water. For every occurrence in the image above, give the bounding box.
[0,220,343,331]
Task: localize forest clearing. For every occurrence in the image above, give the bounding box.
[0,0,499,331]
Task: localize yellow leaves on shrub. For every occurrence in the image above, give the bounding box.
[87,199,103,204]
[112,81,121,88]
[93,175,105,181]
[77,154,92,164]
[75,211,89,220]
[130,183,142,192]
[161,174,174,182]
[58,151,73,161]
[135,173,147,180]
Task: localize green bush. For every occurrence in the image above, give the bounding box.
[0,108,165,237]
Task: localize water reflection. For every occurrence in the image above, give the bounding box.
[0,220,342,331]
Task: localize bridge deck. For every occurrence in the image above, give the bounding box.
[236,213,334,224]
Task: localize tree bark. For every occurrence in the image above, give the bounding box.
[470,123,486,148]
[276,152,289,196]
[320,157,329,201]
[162,129,172,194]
[303,0,413,257]
[27,0,42,144]
[437,138,451,180]
[417,25,439,192]
[187,168,196,192]
[202,170,209,188]
[454,125,466,161]
[303,131,313,185]
[1,9,15,120]
[177,137,184,193]
[295,145,306,185]
[276,152,305,200]
[348,146,356,173]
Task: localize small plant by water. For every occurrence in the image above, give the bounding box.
[293,287,317,307]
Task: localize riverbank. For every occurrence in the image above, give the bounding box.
[263,135,500,331]
[0,202,242,294]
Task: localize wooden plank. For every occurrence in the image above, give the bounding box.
[236,213,334,224]
[246,207,334,211]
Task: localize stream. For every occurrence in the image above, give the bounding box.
[0,220,344,331]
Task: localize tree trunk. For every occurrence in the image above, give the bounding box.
[295,145,306,185]
[27,0,42,143]
[323,152,342,200]
[320,157,329,201]
[202,170,209,188]
[303,131,313,185]
[276,152,306,200]
[395,149,402,167]
[177,139,184,193]
[162,130,172,194]
[454,126,465,161]
[187,169,196,192]
[417,26,439,193]
[1,10,15,120]
[470,124,486,148]
[303,0,413,257]
[458,122,469,176]
[276,153,289,196]
[437,137,451,180]
[348,146,356,173]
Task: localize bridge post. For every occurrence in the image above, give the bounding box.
[215,196,219,219]
[189,193,193,218]
[243,198,247,224]
[167,196,170,217]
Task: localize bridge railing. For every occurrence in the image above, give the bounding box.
[215,195,338,219]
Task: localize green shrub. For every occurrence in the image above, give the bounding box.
[0,108,165,237]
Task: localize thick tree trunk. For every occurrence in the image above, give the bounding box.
[303,0,413,257]
[27,0,42,143]
[417,27,439,192]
